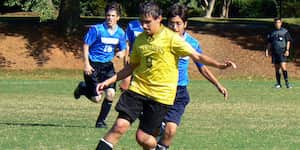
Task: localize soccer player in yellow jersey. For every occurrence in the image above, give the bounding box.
[95,2,236,150]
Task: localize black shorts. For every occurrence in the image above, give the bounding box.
[272,53,287,64]
[115,90,170,135]
[84,61,116,97]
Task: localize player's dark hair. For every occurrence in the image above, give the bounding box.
[105,1,122,16]
[274,17,282,22]
[139,2,162,19]
[167,3,188,22]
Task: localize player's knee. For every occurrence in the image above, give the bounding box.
[106,88,115,101]
[111,119,130,135]
[136,130,156,148]
[164,126,177,138]
[164,123,177,138]
[90,95,102,103]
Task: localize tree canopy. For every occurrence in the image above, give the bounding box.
[1,0,299,35]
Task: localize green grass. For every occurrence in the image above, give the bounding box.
[0,73,300,149]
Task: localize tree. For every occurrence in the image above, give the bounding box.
[220,0,232,18]
[56,0,80,35]
[3,0,59,21]
[204,0,216,18]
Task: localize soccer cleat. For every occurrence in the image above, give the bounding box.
[95,121,107,128]
[286,83,292,89]
[274,84,282,89]
[74,82,84,99]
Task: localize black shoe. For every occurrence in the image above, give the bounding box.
[74,82,84,99]
[95,121,107,128]
[286,83,292,89]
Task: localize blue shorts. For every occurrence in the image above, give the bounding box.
[84,61,116,97]
[164,86,190,126]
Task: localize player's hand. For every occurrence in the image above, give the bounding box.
[84,64,94,76]
[265,50,269,57]
[284,51,289,57]
[97,81,109,93]
[116,51,125,59]
[217,85,228,100]
[220,61,237,69]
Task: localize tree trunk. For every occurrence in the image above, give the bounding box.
[221,0,231,18]
[57,0,80,36]
[204,0,216,18]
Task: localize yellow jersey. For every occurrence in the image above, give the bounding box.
[129,25,194,105]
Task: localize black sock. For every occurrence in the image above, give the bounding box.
[156,143,169,150]
[96,98,112,123]
[283,70,289,83]
[96,139,113,150]
[275,71,281,85]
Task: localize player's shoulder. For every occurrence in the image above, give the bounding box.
[128,20,141,28]
[280,27,288,31]
[116,25,125,34]
[162,26,179,39]
[184,32,199,47]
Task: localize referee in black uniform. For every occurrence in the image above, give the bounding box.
[266,18,292,88]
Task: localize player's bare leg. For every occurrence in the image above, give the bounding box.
[136,129,157,149]
[96,118,131,150]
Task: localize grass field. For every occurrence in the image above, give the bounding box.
[0,71,300,150]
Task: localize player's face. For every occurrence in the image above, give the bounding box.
[140,15,162,35]
[105,10,120,28]
[168,16,187,37]
[274,20,282,30]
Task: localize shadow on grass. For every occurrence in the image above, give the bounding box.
[0,122,94,128]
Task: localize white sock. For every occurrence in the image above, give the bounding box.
[101,138,113,148]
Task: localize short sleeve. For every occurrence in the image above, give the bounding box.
[193,43,204,68]
[118,32,127,51]
[83,27,97,46]
[285,31,292,42]
[171,34,194,57]
[125,27,133,43]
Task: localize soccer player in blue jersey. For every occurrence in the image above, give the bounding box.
[73,2,127,128]
[155,3,229,149]
[119,19,143,90]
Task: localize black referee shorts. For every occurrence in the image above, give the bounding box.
[115,90,170,135]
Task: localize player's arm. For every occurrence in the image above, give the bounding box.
[197,65,228,99]
[265,43,271,57]
[284,32,292,57]
[83,43,94,75]
[189,51,236,69]
[98,63,139,91]
[116,33,127,64]
[124,42,131,64]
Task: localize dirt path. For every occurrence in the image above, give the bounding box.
[0,22,299,79]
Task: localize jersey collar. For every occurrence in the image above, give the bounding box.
[147,25,164,41]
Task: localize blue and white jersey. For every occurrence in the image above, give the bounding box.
[83,22,127,63]
[125,20,143,53]
[178,32,204,86]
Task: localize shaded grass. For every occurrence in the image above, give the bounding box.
[0,77,299,149]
